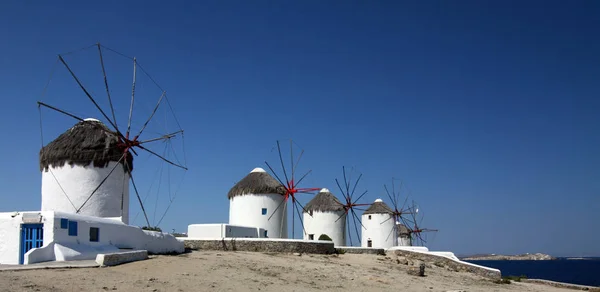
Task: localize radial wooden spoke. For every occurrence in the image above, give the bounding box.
[349,173,362,200]
[127,58,137,138]
[335,178,347,198]
[350,209,363,243]
[76,154,125,213]
[264,161,287,189]
[97,43,118,130]
[294,202,308,239]
[58,55,122,137]
[139,130,184,144]
[135,91,165,139]
[37,102,84,122]
[294,169,312,187]
[138,145,188,170]
[276,141,290,187]
[125,162,151,227]
[268,197,287,221]
[292,149,304,180]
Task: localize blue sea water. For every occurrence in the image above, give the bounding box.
[463,258,600,287]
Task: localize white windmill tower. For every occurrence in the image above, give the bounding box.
[37,43,188,228]
[40,118,133,223]
[396,222,412,246]
[361,199,396,248]
[302,188,346,245]
[228,167,288,238]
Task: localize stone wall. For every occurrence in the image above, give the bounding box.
[336,247,385,255]
[183,238,335,254]
[393,249,501,280]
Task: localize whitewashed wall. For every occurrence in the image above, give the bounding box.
[303,211,346,246]
[361,213,397,248]
[41,162,130,224]
[397,235,412,246]
[0,211,52,265]
[229,194,287,238]
[0,211,183,265]
[188,224,266,238]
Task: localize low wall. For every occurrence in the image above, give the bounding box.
[393,249,501,280]
[183,238,335,254]
[521,279,600,291]
[335,246,385,255]
[95,250,148,267]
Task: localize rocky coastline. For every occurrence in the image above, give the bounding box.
[461,253,557,261]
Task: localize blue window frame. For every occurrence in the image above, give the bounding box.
[261,208,267,215]
[60,218,68,229]
[68,221,78,236]
[89,227,99,242]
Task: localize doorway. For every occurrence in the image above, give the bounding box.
[367,239,372,247]
[20,224,44,264]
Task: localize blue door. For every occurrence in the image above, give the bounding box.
[20,224,44,264]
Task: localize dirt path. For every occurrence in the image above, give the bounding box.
[0,251,578,292]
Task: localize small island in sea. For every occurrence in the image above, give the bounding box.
[461,253,557,261]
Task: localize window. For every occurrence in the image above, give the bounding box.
[60,218,68,229]
[308,234,314,240]
[261,208,267,215]
[89,227,99,242]
[264,230,268,238]
[368,215,372,220]
[68,221,78,236]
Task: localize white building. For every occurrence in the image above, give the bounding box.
[0,211,182,265]
[0,119,183,265]
[39,118,130,224]
[396,222,412,246]
[302,188,346,245]
[228,167,288,238]
[361,198,396,248]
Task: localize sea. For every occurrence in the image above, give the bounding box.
[463,258,600,287]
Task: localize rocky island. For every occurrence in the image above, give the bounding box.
[461,253,557,261]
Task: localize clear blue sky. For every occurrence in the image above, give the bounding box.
[0,1,598,257]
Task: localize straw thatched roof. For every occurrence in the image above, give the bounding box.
[397,223,411,235]
[363,199,393,215]
[227,168,287,199]
[39,119,133,172]
[303,188,345,213]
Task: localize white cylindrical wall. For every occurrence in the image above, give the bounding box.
[397,235,412,246]
[229,193,287,238]
[361,213,396,248]
[41,161,130,224]
[303,211,346,246]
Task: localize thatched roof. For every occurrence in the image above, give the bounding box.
[363,199,393,215]
[397,223,411,235]
[303,188,345,213]
[227,168,287,199]
[39,119,133,172]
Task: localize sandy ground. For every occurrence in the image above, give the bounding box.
[0,251,580,292]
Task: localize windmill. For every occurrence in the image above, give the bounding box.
[381,178,415,244]
[263,140,320,239]
[406,201,438,246]
[37,43,188,230]
[333,166,372,246]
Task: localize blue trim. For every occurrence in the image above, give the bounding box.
[60,218,68,229]
[68,221,78,236]
[20,224,44,265]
